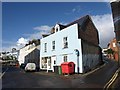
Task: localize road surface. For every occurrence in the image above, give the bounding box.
[1,59,118,89]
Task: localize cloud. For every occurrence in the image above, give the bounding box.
[33,25,52,31]
[26,31,49,40]
[72,6,81,13]
[110,0,120,2]
[91,14,115,48]
[16,37,28,46]
[31,25,53,39]
[65,6,81,15]
[2,37,29,52]
[21,25,53,40]
[1,25,53,52]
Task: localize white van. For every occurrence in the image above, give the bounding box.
[25,63,36,71]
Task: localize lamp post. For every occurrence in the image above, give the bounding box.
[74,49,79,74]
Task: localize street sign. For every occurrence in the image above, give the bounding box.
[74,49,79,56]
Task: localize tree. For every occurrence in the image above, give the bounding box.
[12,48,16,53]
[25,39,40,46]
[106,48,114,54]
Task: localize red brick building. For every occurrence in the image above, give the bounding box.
[111,1,120,64]
[108,38,119,61]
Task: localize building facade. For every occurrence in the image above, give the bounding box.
[111,0,120,65]
[108,38,119,61]
[18,44,40,68]
[40,15,102,73]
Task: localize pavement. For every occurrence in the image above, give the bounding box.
[34,62,106,79]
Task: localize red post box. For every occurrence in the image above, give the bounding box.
[61,62,75,75]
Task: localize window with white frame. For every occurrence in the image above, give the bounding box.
[52,41,55,50]
[63,55,68,62]
[63,37,68,48]
[44,43,47,52]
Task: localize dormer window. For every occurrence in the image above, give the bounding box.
[56,28,58,32]
[55,24,60,33]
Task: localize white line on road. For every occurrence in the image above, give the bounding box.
[0,68,9,79]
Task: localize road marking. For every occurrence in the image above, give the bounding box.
[106,73,118,89]
[0,68,9,79]
[104,67,120,90]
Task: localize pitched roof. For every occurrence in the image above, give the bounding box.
[56,23,66,29]
[50,15,96,35]
[42,34,51,38]
[51,15,91,31]
[66,15,90,27]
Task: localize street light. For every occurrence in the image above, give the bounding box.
[74,49,79,74]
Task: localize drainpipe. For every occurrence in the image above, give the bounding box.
[74,49,80,74]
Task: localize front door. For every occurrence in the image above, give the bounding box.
[47,57,52,72]
[51,56,56,72]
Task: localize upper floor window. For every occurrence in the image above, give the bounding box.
[63,37,68,48]
[52,41,55,50]
[44,43,47,52]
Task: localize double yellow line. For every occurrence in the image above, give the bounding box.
[104,68,120,90]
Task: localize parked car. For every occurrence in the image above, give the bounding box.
[25,63,36,72]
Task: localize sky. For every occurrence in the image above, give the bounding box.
[2,2,115,51]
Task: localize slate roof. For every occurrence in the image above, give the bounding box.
[66,15,90,27]
[58,24,67,30]
[51,15,91,31]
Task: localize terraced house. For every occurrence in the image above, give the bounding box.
[40,15,102,73]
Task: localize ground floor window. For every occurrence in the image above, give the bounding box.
[41,57,52,69]
[41,57,47,69]
[63,55,68,62]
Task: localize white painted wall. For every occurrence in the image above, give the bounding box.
[40,24,83,73]
[18,44,37,65]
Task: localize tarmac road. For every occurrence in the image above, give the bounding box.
[1,59,118,89]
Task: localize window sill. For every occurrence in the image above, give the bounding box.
[62,47,68,49]
[52,49,55,51]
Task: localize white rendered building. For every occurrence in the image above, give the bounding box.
[40,15,102,73]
